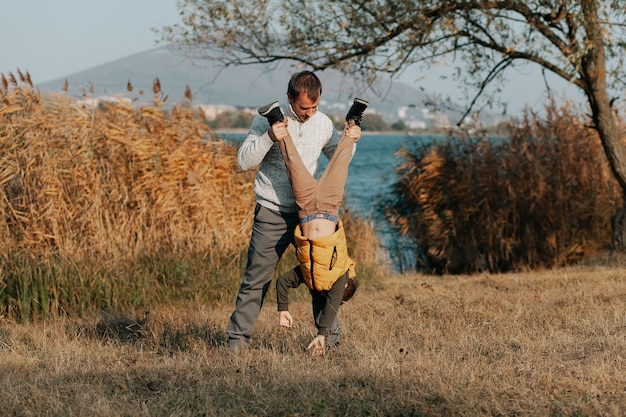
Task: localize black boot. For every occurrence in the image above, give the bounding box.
[258,101,284,125]
[346,98,369,126]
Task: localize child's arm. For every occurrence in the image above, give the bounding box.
[276,266,304,328]
[307,335,325,357]
[279,311,293,329]
[308,272,349,357]
[313,273,348,339]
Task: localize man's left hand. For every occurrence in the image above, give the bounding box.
[345,123,361,143]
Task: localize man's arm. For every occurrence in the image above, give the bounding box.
[321,123,359,162]
[237,116,275,170]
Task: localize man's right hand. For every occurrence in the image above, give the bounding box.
[269,120,289,142]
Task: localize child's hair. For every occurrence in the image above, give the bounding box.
[341,277,359,303]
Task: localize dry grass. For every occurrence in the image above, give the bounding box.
[2,259,626,416]
[0,73,257,320]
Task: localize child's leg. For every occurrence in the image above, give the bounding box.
[316,121,356,216]
[316,98,368,216]
[275,133,318,217]
[259,101,318,218]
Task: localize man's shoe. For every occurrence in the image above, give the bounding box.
[258,101,284,125]
[346,98,369,126]
[227,336,250,352]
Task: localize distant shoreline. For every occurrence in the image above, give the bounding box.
[213,128,443,137]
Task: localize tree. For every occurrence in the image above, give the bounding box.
[361,113,389,131]
[391,120,407,132]
[209,110,255,129]
[160,0,626,247]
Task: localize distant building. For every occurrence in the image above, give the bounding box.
[198,104,237,120]
[197,104,258,120]
[396,105,451,130]
[406,120,427,130]
[75,95,132,108]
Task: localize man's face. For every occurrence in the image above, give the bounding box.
[288,92,319,122]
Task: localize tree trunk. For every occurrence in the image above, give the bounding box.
[611,202,626,250]
[595,112,626,249]
[591,98,626,250]
[580,0,626,249]
[586,61,626,249]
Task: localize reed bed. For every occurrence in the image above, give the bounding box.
[0,72,384,321]
[0,71,254,259]
[1,261,626,416]
[385,101,623,274]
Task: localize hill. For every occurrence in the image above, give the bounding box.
[36,46,439,125]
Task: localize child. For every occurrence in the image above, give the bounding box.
[259,97,368,356]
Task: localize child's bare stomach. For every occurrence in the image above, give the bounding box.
[300,218,337,239]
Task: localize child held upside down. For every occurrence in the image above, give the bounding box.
[258,97,368,356]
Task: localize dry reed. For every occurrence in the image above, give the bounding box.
[385,101,623,274]
[0,73,383,321]
[0,73,255,259]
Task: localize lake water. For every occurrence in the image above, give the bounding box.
[218,131,436,269]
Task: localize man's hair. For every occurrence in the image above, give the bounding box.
[342,277,359,303]
[287,71,322,101]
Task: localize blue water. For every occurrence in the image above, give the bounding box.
[335,133,413,216]
[218,131,435,269]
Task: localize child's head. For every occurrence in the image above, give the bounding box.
[341,277,359,303]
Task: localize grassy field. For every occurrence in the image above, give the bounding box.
[2,257,626,417]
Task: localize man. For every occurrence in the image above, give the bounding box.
[226,70,356,350]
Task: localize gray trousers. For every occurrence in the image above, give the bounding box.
[226,204,341,348]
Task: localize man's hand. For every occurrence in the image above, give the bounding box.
[279,311,293,329]
[344,122,362,143]
[307,335,326,357]
[269,120,289,142]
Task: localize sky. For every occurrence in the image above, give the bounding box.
[1,0,179,83]
[2,0,585,116]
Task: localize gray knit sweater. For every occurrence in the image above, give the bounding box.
[237,104,348,213]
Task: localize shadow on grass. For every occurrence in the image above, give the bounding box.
[69,310,227,354]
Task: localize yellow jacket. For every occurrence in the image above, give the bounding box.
[294,219,356,292]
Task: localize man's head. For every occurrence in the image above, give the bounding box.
[287,71,322,122]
